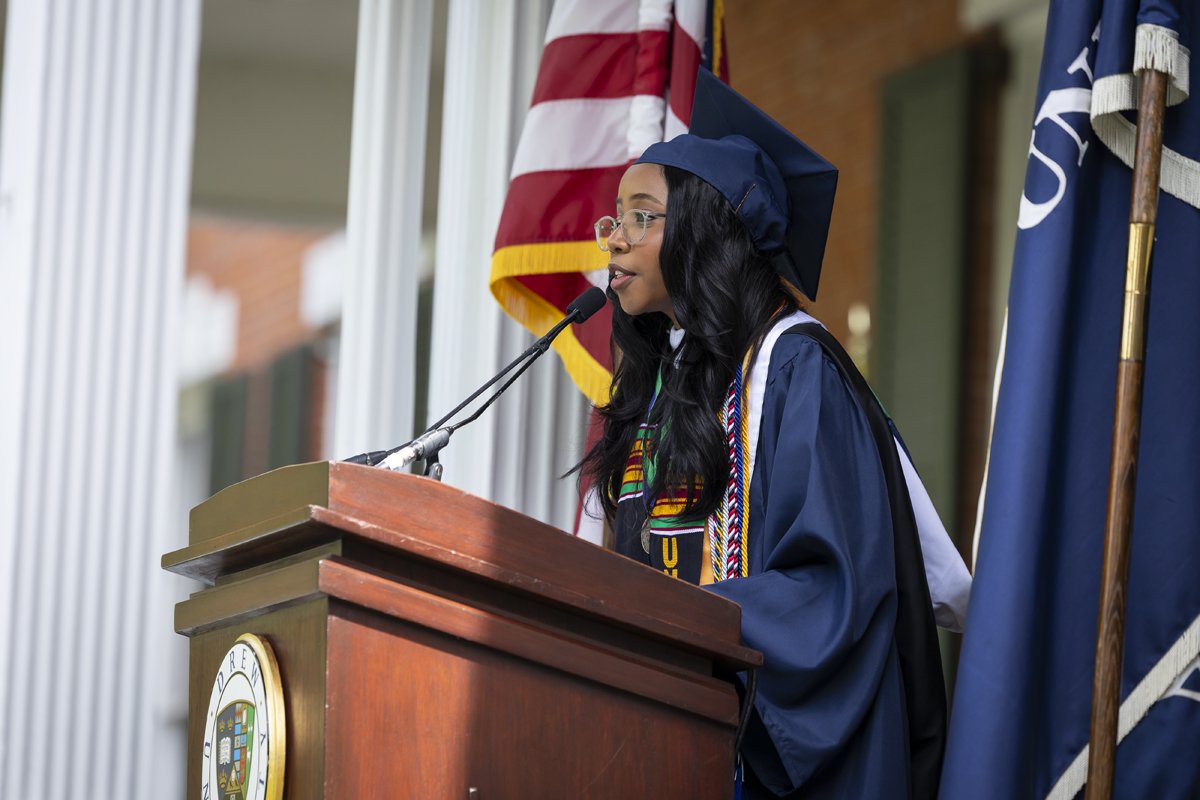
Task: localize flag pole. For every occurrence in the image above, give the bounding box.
[1084,67,1169,800]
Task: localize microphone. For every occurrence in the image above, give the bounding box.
[565,285,606,322]
[343,286,607,470]
[376,428,452,471]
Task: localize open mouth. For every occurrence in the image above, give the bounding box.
[608,264,635,291]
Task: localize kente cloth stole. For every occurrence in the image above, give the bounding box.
[616,368,707,539]
[616,356,754,583]
[706,350,755,581]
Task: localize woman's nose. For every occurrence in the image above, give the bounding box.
[607,223,629,253]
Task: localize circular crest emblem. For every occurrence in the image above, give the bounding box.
[202,633,286,800]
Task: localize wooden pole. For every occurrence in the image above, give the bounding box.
[1084,67,1169,800]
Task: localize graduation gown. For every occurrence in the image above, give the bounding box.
[615,318,947,799]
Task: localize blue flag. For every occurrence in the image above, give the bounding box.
[941,2,1199,799]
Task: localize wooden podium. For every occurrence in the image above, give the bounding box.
[163,461,760,799]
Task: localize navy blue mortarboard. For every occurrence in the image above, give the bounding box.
[636,69,838,300]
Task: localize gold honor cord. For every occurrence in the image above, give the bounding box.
[1086,68,1169,800]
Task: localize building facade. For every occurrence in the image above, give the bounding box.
[0,0,1047,794]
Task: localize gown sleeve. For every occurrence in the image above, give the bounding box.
[706,336,910,798]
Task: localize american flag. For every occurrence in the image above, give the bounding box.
[489,0,728,407]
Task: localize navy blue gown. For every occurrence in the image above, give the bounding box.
[616,329,944,798]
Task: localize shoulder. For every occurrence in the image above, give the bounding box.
[764,327,842,387]
[758,326,871,441]
[743,312,863,441]
[747,311,835,385]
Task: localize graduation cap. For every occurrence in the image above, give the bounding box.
[636,69,838,300]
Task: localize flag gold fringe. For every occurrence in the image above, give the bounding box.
[490,241,612,406]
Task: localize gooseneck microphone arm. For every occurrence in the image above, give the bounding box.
[342,338,549,467]
[425,304,584,434]
[446,332,547,433]
[343,286,606,470]
[384,343,551,474]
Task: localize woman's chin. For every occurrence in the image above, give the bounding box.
[616,295,646,317]
[618,300,675,324]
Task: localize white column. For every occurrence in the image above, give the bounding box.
[426,0,519,497]
[334,0,434,457]
[0,0,200,796]
[429,0,589,529]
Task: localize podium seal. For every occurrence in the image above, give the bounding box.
[201,633,286,800]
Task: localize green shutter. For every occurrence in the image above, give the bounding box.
[209,374,249,494]
[875,48,974,527]
[267,345,313,470]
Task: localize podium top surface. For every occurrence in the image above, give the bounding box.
[163,461,760,669]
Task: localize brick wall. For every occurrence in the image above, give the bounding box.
[724,0,968,342]
[187,215,334,372]
[189,216,336,481]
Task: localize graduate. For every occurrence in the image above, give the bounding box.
[580,70,972,799]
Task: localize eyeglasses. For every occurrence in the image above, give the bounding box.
[594,209,666,251]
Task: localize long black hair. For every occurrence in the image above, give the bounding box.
[579,164,797,522]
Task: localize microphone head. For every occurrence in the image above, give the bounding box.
[566,286,607,323]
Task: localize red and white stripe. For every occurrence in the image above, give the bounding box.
[495,0,714,542]
[507,0,709,183]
